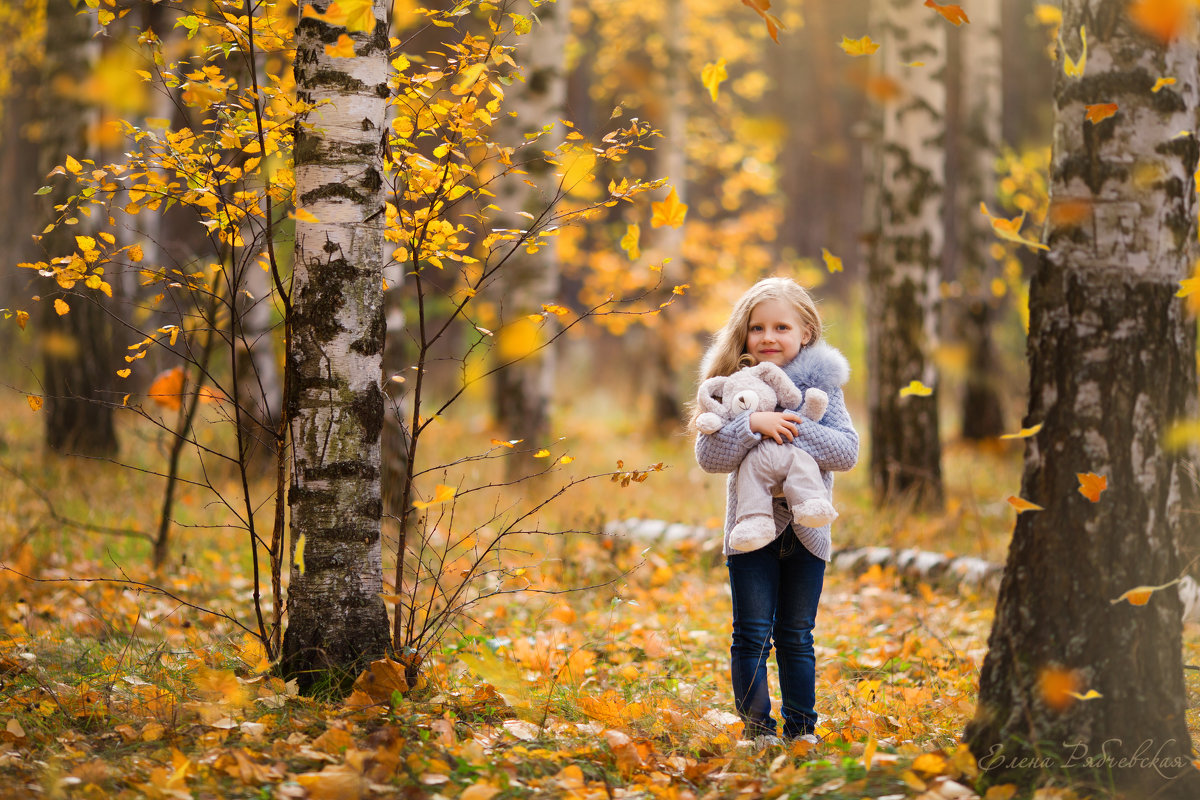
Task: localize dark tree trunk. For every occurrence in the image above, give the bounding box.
[39,0,119,458]
[966,4,1200,796]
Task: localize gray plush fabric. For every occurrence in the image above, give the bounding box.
[694,342,859,560]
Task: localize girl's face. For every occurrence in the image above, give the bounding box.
[745,298,810,367]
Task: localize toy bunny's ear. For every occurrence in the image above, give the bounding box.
[755,362,804,408]
[696,376,727,415]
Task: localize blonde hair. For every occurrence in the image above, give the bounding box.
[702,277,823,381]
[688,277,823,430]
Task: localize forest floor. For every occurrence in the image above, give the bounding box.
[1,389,1199,800]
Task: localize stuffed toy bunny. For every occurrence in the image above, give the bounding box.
[695,361,837,551]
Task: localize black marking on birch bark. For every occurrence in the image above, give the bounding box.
[300,182,367,207]
[349,382,385,444]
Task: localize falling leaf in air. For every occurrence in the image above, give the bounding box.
[741,0,785,43]
[1076,472,1106,502]
[925,0,970,25]
[1000,423,1042,440]
[980,203,1049,251]
[839,35,880,57]
[26,396,42,411]
[1007,496,1043,513]
[117,369,131,378]
[413,483,456,509]
[54,298,69,316]
[821,247,843,273]
[1067,689,1103,701]
[147,366,186,410]
[1112,579,1181,606]
[1038,666,1082,711]
[1061,26,1087,77]
[899,380,933,397]
[291,208,320,223]
[1153,76,1177,92]
[651,188,687,229]
[620,223,640,260]
[1128,0,1191,43]
[324,34,355,58]
[701,59,727,102]
[295,534,306,575]
[1085,103,1118,124]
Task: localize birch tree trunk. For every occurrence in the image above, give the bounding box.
[866,0,944,508]
[958,0,1006,440]
[965,5,1200,795]
[281,0,392,692]
[491,0,570,474]
[40,0,119,458]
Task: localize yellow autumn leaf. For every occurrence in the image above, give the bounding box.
[1000,423,1042,439]
[651,188,687,229]
[1153,76,1177,93]
[541,303,570,317]
[1177,277,1200,298]
[26,395,42,411]
[1007,496,1043,513]
[65,154,83,174]
[559,455,574,464]
[295,534,306,575]
[839,35,880,57]
[1076,471,1107,502]
[53,298,69,316]
[413,483,456,509]
[620,223,640,260]
[821,247,843,273]
[291,208,320,223]
[534,449,551,458]
[1066,689,1103,701]
[491,438,518,448]
[1061,26,1086,77]
[980,202,1049,251]
[324,33,355,58]
[16,310,29,330]
[701,59,727,102]
[1111,579,1180,606]
[899,380,933,397]
[117,369,131,378]
[863,735,877,770]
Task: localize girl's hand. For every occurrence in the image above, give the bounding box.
[750,411,803,444]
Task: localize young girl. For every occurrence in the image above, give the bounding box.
[694,276,859,742]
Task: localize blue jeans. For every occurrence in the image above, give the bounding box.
[727,525,825,738]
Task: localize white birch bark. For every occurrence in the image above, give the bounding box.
[967,4,1200,793]
[491,0,570,473]
[282,0,392,690]
[958,0,1006,439]
[866,0,945,507]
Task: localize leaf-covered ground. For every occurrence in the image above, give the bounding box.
[2,395,1199,799]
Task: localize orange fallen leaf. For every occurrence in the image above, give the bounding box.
[1112,579,1180,606]
[1038,666,1082,711]
[925,0,969,25]
[1049,198,1092,228]
[1076,472,1107,502]
[1128,0,1191,43]
[1007,496,1043,513]
[980,202,1049,251]
[1085,103,1118,124]
[413,483,456,509]
[741,0,785,43]
[148,366,185,410]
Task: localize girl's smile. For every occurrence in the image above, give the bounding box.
[746,298,811,367]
